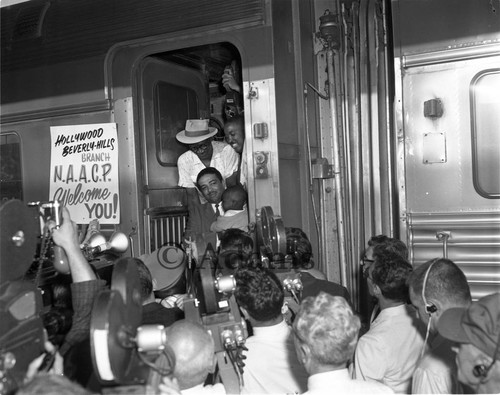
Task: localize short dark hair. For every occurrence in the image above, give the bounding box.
[135,258,153,302]
[368,235,408,260]
[222,185,247,209]
[234,267,284,322]
[408,258,471,306]
[285,227,313,269]
[196,167,223,186]
[219,228,253,252]
[223,114,245,132]
[371,249,412,302]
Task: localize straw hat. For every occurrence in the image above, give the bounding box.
[176,119,217,144]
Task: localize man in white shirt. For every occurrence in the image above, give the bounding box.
[176,119,239,196]
[293,293,393,394]
[408,258,471,394]
[234,267,309,394]
[353,249,425,393]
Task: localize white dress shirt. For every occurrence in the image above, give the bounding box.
[181,383,226,395]
[305,369,393,394]
[177,141,239,188]
[241,320,308,394]
[353,304,425,393]
[412,334,463,394]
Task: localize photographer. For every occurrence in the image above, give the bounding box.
[48,207,106,388]
[234,267,308,394]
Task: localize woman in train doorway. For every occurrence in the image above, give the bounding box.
[176,118,239,202]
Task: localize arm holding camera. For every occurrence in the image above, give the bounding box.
[49,207,106,356]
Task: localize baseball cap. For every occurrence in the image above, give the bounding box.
[437,292,500,359]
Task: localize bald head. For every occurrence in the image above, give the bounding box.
[167,320,215,390]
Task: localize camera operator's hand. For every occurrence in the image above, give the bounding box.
[49,207,96,282]
[50,207,79,254]
[222,67,241,93]
[159,376,182,395]
[24,341,64,383]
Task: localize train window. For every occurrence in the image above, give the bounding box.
[0,133,23,201]
[470,70,500,199]
[154,82,199,166]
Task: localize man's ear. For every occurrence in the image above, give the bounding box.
[430,297,443,317]
[372,283,382,297]
[298,342,312,366]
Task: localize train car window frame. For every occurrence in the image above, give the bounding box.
[154,81,199,167]
[470,69,500,199]
[0,132,23,201]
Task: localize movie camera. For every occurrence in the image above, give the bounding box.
[89,244,248,393]
[0,199,129,395]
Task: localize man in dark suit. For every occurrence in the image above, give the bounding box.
[136,258,184,327]
[184,167,225,240]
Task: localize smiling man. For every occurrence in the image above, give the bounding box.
[176,119,239,195]
[223,115,247,188]
[183,167,225,240]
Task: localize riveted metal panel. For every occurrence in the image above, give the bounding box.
[408,212,500,299]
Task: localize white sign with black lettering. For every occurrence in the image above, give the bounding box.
[49,123,120,224]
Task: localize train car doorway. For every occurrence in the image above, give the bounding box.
[138,43,242,252]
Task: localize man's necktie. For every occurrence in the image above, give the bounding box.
[215,203,221,217]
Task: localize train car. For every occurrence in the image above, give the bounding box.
[1,0,499,320]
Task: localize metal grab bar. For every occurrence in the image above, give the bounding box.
[436,231,451,258]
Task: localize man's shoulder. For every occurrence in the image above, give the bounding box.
[178,149,196,163]
[301,274,350,300]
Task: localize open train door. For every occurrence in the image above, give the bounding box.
[138,57,209,253]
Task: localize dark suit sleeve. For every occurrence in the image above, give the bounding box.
[184,198,217,239]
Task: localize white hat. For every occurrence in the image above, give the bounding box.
[176,119,217,144]
[139,244,187,296]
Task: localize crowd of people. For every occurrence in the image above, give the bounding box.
[11,64,500,395]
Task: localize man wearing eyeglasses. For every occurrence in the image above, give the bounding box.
[360,235,409,325]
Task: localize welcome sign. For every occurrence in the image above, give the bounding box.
[49,123,120,224]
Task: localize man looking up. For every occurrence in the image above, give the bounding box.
[408,258,471,393]
[293,293,392,394]
[438,293,500,394]
[234,267,308,394]
[353,249,425,393]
